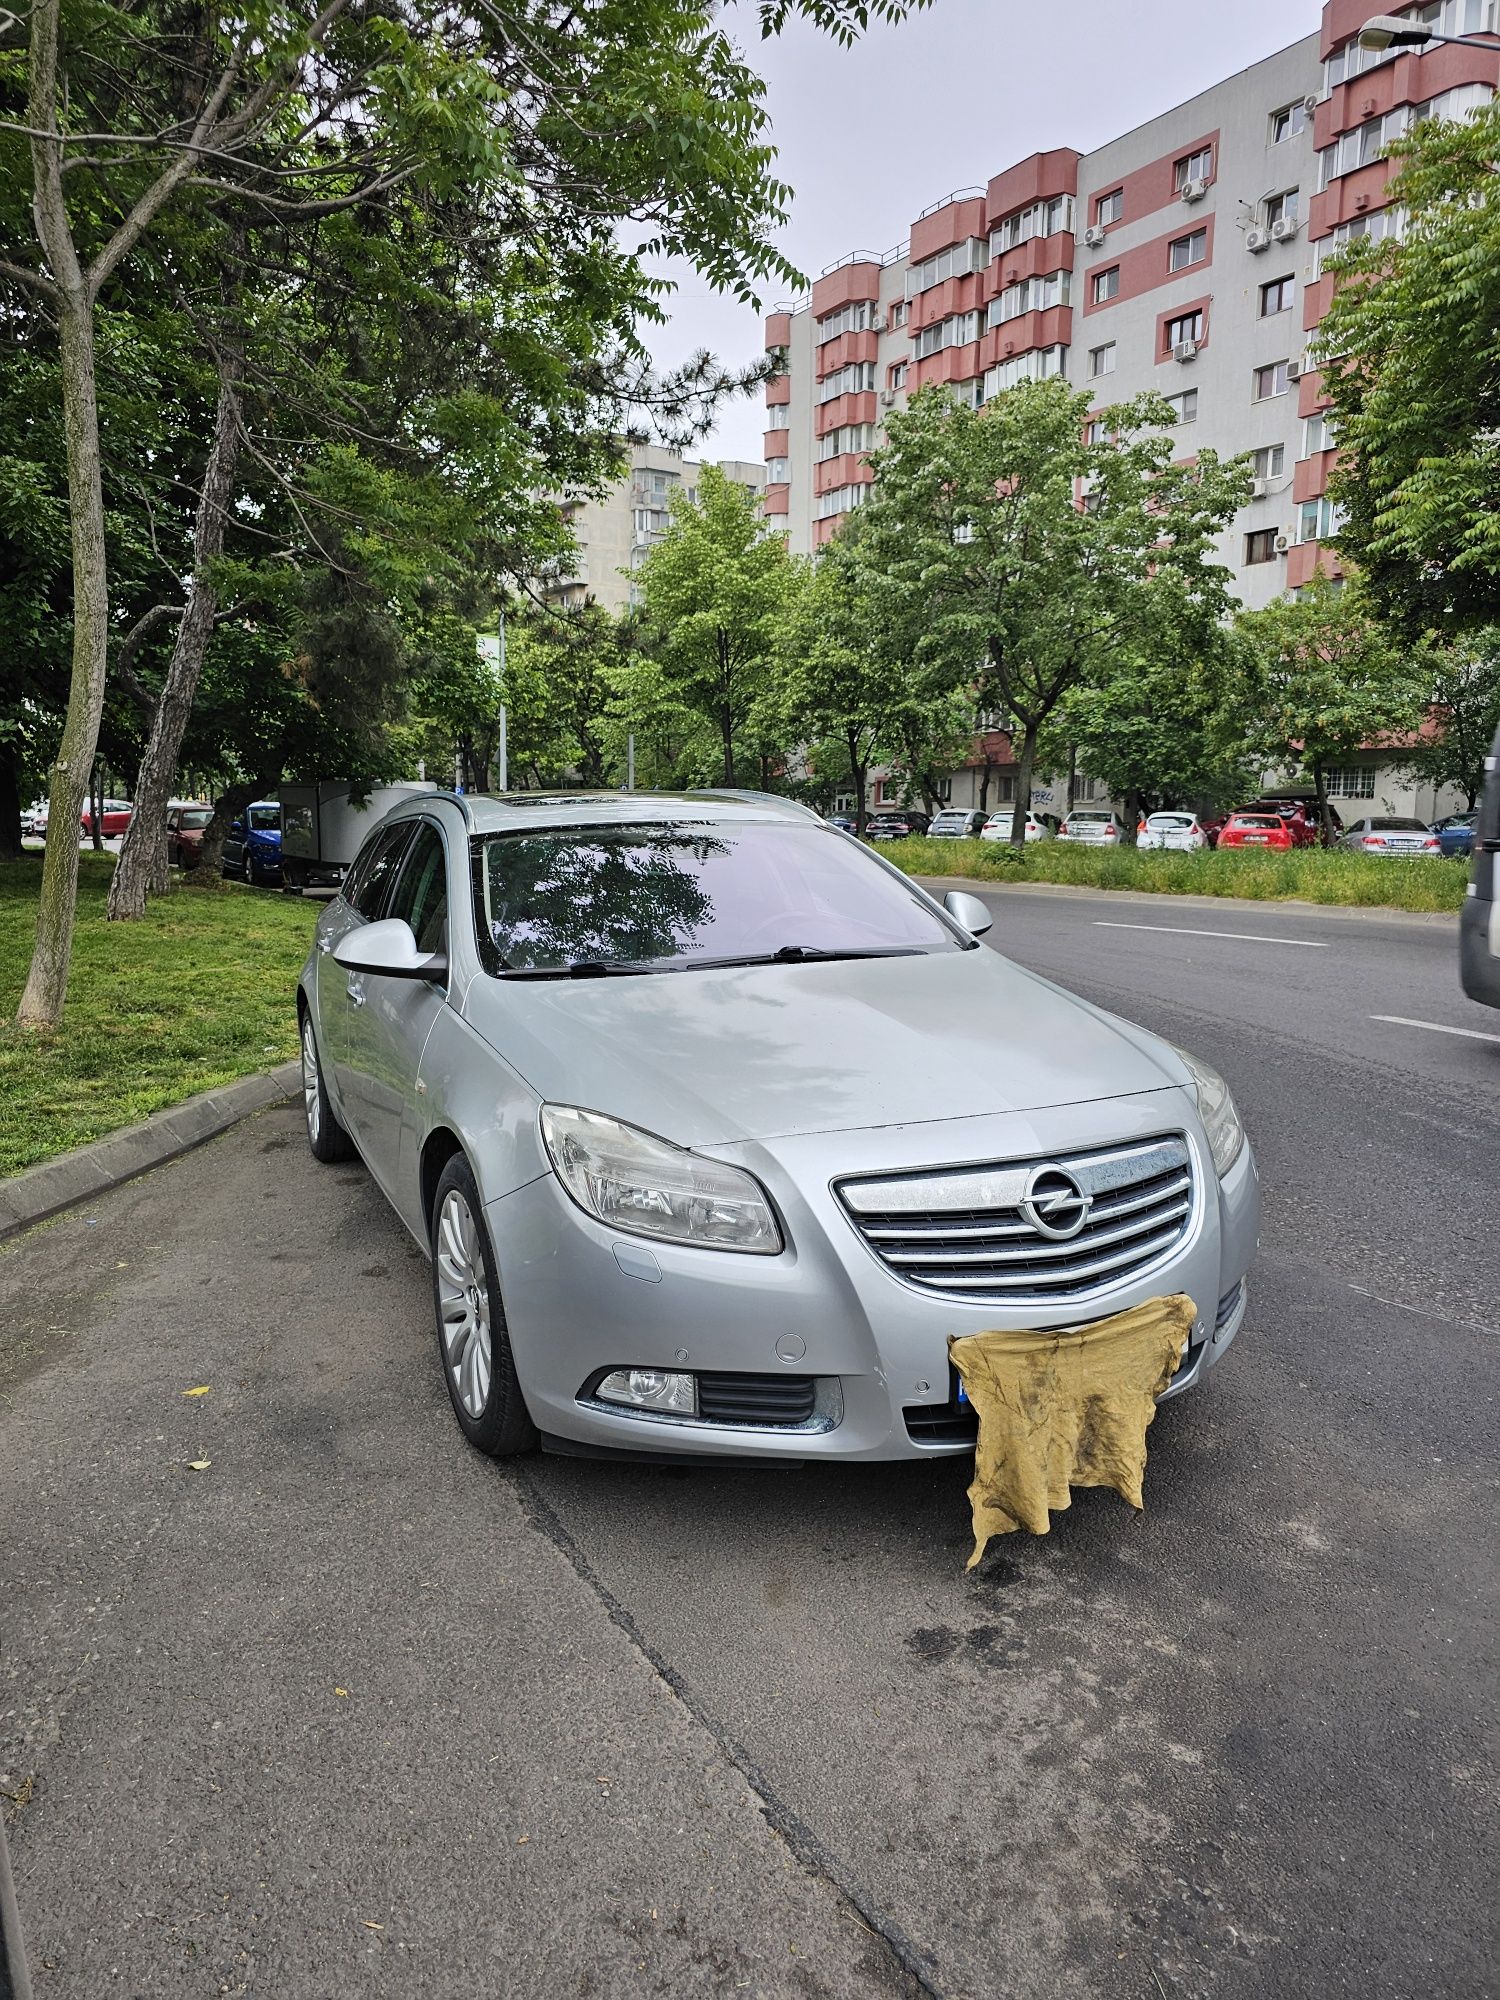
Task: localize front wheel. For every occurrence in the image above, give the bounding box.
[431,1155,536,1457]
[299,1007,355,1163]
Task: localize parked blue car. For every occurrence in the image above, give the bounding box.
[222,800,283,886]
[1435,811,1477,860]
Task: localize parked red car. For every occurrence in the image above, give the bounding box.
[79,800,133,838]
[1217,813,1295,851]
[166,802,214,868]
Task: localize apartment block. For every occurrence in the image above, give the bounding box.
[545,445,765,617]
[763,0,1498,639]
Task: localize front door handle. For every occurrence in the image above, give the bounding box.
[318,935,334,955]
[347,975,366,1006]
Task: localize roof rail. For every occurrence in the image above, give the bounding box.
[688,788,822,820]
[915,186,986,220]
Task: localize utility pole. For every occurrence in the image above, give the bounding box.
[626,733,636,791]
[496,601,508,794]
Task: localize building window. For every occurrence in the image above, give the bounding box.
[1260,274,1296,316]
[1252,443,1285,479]
[989,195,1075,255]
[1165,388,1198,423]
[817,423,875,462]
[983,346,1068,397]
[1095,189,1123,226]
[817,362,876,403]
[1270,101,1308,143]
[1244,528,1281,565]
[888,362,907,389]
[1299,494,1345,542]
[1169,229,1208,272]
[815,482,871,521]
[905,237,988,297]
[1164,309,1204,352]
[1254,359,1290,400]
[1303,412,1335,456]
[817,301,871,342]
[986,269,1072,327]
[1088,341,1116,377]
[1325,766,1376,798]
[1092,265,1120,304]
[1085,418,1109,444]
[765,457,790,483]
[1174,145,1214,190]
[887,299,908,328]
[1265,189,1300,230]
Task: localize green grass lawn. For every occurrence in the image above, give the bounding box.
[0,858,319,1178]
[882,836,1469,913]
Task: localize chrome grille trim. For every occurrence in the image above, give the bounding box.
[836,1135,1196,1306]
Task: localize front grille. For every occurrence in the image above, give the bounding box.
[838,1135,1194,1307]
[696,1372,816,1426]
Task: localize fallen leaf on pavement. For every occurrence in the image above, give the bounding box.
[183,1386,211,1398]
[334,1687,349,1697]
[516,1835,530,1845]
[188,1459,212,1471]
[362,1921,384,1932]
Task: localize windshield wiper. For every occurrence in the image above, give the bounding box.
[499,960,660,980]
[498,945,924,980]
[684,945,925,970]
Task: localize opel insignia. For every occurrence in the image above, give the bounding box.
[297,791,1256,1460]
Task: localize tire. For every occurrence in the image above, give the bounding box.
[430,1154,536,1457]
[299,1005,356,1164]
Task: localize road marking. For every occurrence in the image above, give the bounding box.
[1092,921,1329,948]
[1369,1014,1500,1045]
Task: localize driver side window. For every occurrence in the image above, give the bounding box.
[385,823,448,957]
[349,823,414,920]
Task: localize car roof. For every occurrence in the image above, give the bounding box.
[396,789,825,835]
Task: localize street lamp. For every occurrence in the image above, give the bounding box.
[1357,11,1500,48]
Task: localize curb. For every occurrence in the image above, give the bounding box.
[0,1060,302,1243]
[912,873,1462,928]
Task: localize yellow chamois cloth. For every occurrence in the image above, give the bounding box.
[950,1293,1195,1567]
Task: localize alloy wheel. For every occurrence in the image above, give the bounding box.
[301,1016,321,1146]
[436,1189,492,1419]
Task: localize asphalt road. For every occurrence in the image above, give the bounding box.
[2,884,1495,1999]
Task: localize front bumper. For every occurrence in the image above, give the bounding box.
[486,1093,1258,1461]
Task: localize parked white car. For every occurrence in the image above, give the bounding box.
[1139,812,1210,852]
[926,808,989,839]
[980,811,1057,842]
[1058,810,1127,845]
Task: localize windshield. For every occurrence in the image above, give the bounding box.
[1148,815,1194,828]
[1069,812,1111,823]
[249,806,280,830]
[1232,816,1280,828]
[180,809,213,829]
[1369,819,1426,832]
[474,821,966,975]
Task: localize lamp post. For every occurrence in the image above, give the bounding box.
[1356,11,1500,49]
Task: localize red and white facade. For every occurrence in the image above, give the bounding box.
[764,1,1498,635]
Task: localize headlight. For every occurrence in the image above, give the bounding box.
[539,1105,782,1255]
[1169,1045,1246,1178]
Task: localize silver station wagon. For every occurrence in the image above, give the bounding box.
[297,792,1257,1461]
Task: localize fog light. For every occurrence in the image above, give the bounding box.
[596,1368,696,1416]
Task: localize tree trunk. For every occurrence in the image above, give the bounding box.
[108,337,244,920]
[1312,762,1334,845]
[1122,786,1144,848]
[978,755,994,813]
[18,0,112,1026]
[847,729,868,838]
[719,710,735,787]
[0,742,22,862]
[1010,724,1038,851]
[184,775,274,888]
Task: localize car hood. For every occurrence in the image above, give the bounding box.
[461,947,1184,1147]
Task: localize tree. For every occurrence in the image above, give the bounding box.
[1,0,932,1023]
[634,465,796,785]
[856,380,1249,848]
[1315,102,1500,633]
[1398,629,1500,811]
[1236,575,1424,836]
[1060,595,1260,827]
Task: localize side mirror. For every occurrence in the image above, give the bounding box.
[229,820,244,838]
[943,889,993,938]
[334,917,447,982]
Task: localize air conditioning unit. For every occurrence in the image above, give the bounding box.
[1270,216,1300,243]
[1302,93,1320,115]
[1252,477,1273,499]
[1245,226,1270,253]
[1083,223,1107,247]
[1174,339,1199,363]
[1180,177,1208,203]
[1273,532,1291,554]
[870,312,886,331]
[879,388,896,406]
[1286,356,1305,382]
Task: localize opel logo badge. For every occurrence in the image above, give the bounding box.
[1020,1166,1092,1240]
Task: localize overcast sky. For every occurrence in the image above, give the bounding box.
[650,0,1321,463]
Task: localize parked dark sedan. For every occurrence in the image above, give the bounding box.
[222,801,283,886]
[1434,811,1477,860]
[166,802,214,869]
[864,811,930,841]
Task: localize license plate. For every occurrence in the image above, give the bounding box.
[1247,834,1268,843]
[955,1375,969,1406]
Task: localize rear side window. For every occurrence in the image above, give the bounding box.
[349,822,415,919]
[386,823,449,955]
